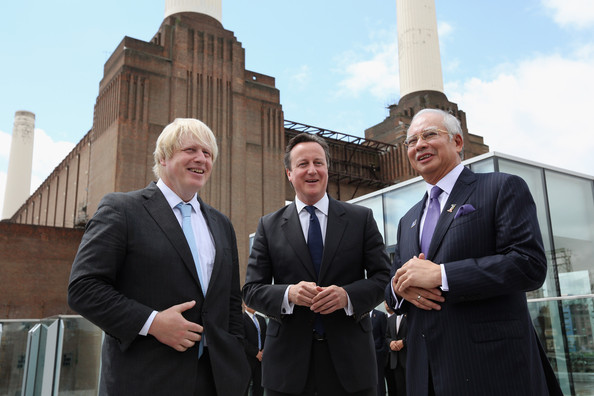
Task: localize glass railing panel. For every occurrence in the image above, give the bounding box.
[0,320,38,395]
[529,295,594,396]
[55,316,102,395]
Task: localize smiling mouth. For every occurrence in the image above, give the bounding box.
[418,154,432,161]
[306,179,318,183]
[189,169,205,174]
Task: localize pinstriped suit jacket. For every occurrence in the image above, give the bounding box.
[385,168,562,396]
[68,182,250,395]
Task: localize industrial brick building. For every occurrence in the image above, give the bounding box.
[1,2,487,319]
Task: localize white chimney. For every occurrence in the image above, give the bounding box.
[164,0,222,23]
[397,0,444,97]
[2,111,35,219]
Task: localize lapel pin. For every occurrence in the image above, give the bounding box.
[447,204,457,213]
[411,219,417,228]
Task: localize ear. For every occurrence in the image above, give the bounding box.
[454,133,464,153]
[286,168,293,183]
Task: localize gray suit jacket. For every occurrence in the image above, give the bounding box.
[385,168,562,396]
[243,197,390,394]
[68,182,250,395]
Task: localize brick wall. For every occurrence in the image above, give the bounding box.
[0,222,83,318]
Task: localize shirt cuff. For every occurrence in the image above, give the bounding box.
[139,310,158,336]
[390,275,404,309]
[344,293,354,316]
[440,264,449,291]
[282,285,295,314]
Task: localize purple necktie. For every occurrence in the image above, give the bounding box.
[420,186,442,256]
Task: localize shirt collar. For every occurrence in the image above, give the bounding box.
[156,179,200,213]
[425,163,464,196]
[295,193,329,216]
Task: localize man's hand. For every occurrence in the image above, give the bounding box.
[396,284,444,311]
[390,340,404,351]
[148,300,203,352]
[311,285,348,314]
[288,281,320,307]
[394,253,442,292]
[391,253,445,311]
[256,350,263,362]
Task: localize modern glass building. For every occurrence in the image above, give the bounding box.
[350,151,594,396]
[2,152,593,395]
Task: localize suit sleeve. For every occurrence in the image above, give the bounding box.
[243,216,289,320]
[67,194,153,349]
[342,208,391,319]
[224,216,246,341]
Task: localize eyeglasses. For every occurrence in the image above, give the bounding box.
[403,128,450,148]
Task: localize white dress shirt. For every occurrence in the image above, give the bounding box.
[139,179,215,335]
[281,194,354,316]
[390,163,465,307]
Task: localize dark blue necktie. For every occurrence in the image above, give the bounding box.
[305,205,323,274]
[304,205,325,335]
[420,186,443,256]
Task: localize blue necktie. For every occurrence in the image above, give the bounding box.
[420,186,442,256]
[304,205,324,335]
[305,205,323,275]
[253,315,262,350]
[177,202,205,358]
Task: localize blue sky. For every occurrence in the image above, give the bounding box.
[1,0,594,213]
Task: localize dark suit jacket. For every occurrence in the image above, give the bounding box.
[68,182,250,396]
[385,168,562,396]
[386,314,407,370]
[371,309,388,367]
[243,197,391,394]
[243,312,267,364]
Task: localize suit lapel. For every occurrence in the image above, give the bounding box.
[281,203,317,279]
[428,167,477,258]
[319,198,346,281]
[402,198,425,258]
[142,183,203,296]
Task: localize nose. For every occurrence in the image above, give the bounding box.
[193,150,206,162]
[412,137,428,150]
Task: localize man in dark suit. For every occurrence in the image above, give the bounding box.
[243,302,267,396]
[243,133,391,396]
[386,312,407,396]
[371,308,388,396]
[385,109,562,396]
[68,118,250,396]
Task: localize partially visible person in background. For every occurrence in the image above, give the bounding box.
[371,308,388,396]
[244,302,267,396]
[386,309,407,396]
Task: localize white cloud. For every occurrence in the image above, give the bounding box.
[542,0,594,29]
[335,37,399,100]
[437,21,454,38]
[287,64,311,90]
[30,129,75,193]
[0,129,75,217]
[448,48,594,177]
